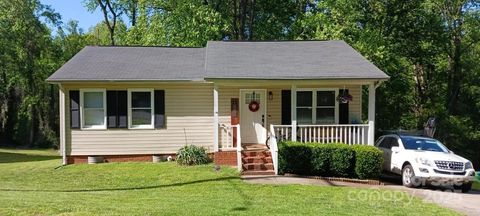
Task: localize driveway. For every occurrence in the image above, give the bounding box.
[242,175,480,216]
[379,174,480,216]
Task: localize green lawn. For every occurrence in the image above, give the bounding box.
[474,173,480,190]
[0,148,459,216]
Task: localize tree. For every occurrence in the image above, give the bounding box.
[0,0,62,147]
[84,0,124,45]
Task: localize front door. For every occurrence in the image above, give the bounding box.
[240,89,267,144]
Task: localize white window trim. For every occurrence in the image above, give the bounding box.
[80,89,107,130]
[128,89,154,129]
[296,88,339,125]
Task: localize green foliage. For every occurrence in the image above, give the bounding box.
[310,143,333,176]
[176,145,210,166]
[352,145,384,179]
[329,144,355,177]
[279,141,382,179]
[277,141,312,175]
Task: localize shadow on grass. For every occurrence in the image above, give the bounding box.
[227,179,253,212]
[0,152,60,163]
[0,176,240,193]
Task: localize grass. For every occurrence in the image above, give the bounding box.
[0,148,459,216]
[474,172,480,190]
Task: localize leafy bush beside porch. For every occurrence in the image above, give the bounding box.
[278,141,383,179]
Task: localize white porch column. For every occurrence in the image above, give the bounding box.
[291,85,297,141]
[59,86,67,165]
[367,83,376,145]
[213,84,219,152]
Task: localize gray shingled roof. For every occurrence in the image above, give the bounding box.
[205,41,388,79]
[47,46,206,81]
[47,40,389,82]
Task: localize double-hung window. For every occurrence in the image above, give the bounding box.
[315,91,336,124]
[128,89,154,129]
[80,89,107,129]
[297,89,337,124]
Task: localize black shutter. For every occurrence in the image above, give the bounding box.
[69,90,80,129]
[339,89,349,124]
[154,90,165,128]
[107,91,118,128]
[281,90,291,125]
[107,91,127,128]
[117,91,128,128]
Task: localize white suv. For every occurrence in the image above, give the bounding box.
[375,134,476,193]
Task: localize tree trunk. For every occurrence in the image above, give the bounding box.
[232,0,239,40]
[248,0,255,40]
[239,0,247,40]
[131,0,137,26]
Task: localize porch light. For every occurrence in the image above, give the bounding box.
[268,91,273,100]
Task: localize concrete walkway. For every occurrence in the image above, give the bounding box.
[242,175,480,216]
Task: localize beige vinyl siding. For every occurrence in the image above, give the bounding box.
[64,83,214,156]
[346,85,362,123]
[62,82,363,156]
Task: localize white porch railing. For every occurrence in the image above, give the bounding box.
[272,124,370,145]
[269,124,279,175]
[218,123,242,171]
[218,124,239,150]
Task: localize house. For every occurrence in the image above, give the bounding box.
[47,40,389,175]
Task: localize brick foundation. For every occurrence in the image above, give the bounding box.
[66,152,236,165]
[214,151,237,166]
[67,154,175,164]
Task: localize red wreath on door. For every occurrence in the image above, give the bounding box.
[248,101,260,112]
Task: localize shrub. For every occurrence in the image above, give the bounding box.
[278,141,312,175]
[329,144,355,177]
[176,145,210,166]
[310,144,333,176]
[352,145,383,179]
[278,141,383,179]
[277,141,287,175]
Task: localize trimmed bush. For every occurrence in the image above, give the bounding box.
[330,144,355,177]
[176,145,210,166]
[310,144,333,176]
[278,141,312,175]
[278,141,383,179]
[352,145,383,179]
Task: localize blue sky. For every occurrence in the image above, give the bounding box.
[41,0,104,33]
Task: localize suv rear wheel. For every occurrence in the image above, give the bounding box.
[402,164,416,188]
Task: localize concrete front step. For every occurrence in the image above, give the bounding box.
[242,163,274,171]
[242,170,276,175]
[242,156,273,164]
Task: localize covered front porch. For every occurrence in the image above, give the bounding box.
[211,80,382,174]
